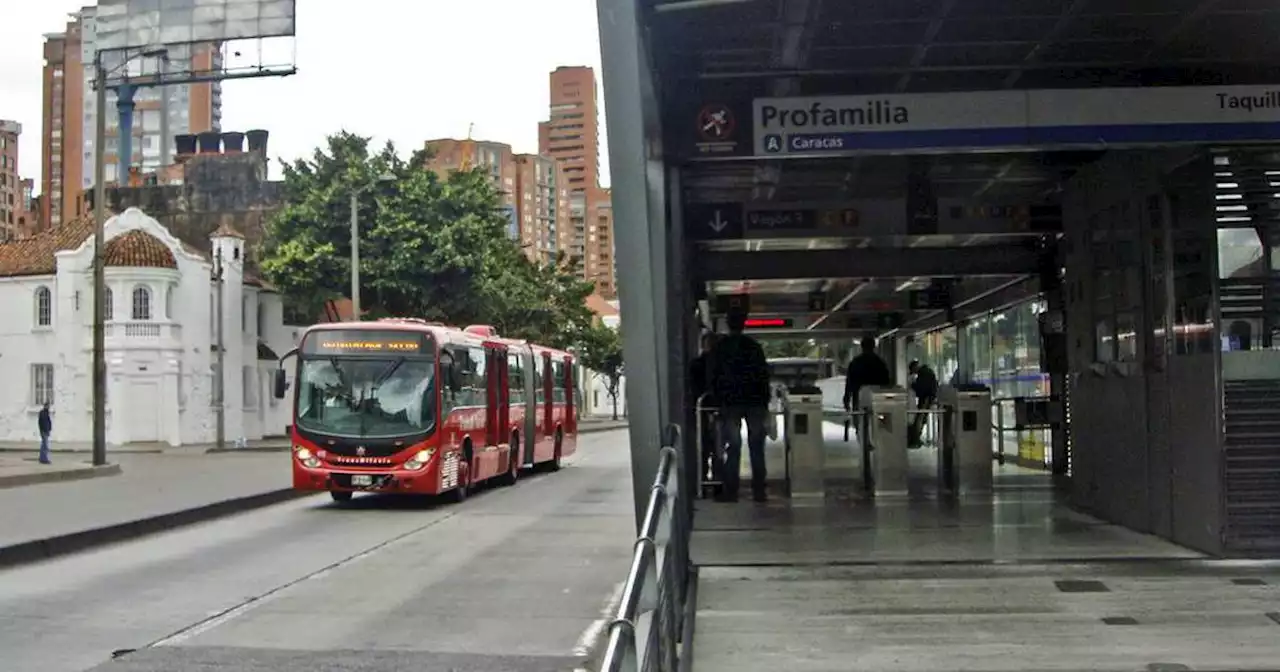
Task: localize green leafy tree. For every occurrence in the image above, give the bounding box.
[578,323,625,420]
[761,339,817,359]
[261,132,587,341]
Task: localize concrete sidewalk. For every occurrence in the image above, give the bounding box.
[0,456,122,489]
[0,452,304,569]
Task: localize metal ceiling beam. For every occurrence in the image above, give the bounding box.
[691,57,1262,79]
[895,0,960,93]
[697,244,1040,281]
[1140,0,1227,63]
[1004,0,1090,89]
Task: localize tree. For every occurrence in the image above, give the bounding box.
[761,339,816,359]
[260,131,589,345]
[578,323,625,420]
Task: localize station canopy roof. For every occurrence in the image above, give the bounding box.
[638,0,1280,338]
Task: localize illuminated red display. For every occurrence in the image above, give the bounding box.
[744,318,792,329]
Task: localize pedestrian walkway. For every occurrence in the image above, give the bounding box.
[0,452,297,565]
[0,455,120,489]
[689,430,1280,672]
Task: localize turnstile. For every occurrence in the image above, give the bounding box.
[784,391,825,499]
[939,385,994,495]
[859,387,909,497]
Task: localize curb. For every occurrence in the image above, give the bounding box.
[0,448,163,455]
[0,488,312,570]
[204,425,631,453]
[0,463,122,490]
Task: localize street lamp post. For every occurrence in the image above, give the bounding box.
[349,174,396,321]
[91,55,108,467]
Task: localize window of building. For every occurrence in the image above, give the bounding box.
[103,287,113,321]
[131,286,152,320]
[34,286,52,327]
[31,364,54,406]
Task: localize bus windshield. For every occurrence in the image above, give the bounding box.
[295,356,437,439]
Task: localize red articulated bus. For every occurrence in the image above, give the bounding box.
[272,319,577,503]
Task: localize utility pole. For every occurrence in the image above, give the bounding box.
[349,190,360,321]
[91,55,108,467]
[213,247,226,451]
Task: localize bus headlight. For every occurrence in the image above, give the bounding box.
[294,446,321,469]
[404,449,435,471]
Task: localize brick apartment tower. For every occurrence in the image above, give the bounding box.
[41,6,221,230]
[539,66,616,298]
[0,120,37,240]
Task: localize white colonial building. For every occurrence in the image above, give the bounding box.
[0,207,296,446]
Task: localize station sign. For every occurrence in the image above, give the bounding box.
[753,85,1280,157]
[685,202,745,240]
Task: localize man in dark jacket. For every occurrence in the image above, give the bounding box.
[37,402,52,465]
[908,360,939,447]
[843,336,892,413]
[709,310,771,502]
[689,332,720,494]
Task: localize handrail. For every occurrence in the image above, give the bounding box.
[600,423,689,672]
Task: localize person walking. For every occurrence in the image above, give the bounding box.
[709,310,771,502]
[842,336,892,441]
[37,402,53,465]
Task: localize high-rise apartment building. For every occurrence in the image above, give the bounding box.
[41,6,221,229]
[422,137,519,238]
[514,154,570,265]
[538,66,616,298]
[1,120,37,241]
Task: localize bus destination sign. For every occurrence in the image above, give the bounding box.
[304,330,429,355]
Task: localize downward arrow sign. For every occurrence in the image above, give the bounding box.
[708,210,729,233]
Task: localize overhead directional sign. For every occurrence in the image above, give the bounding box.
[808,292,827,312]
[685,202,744,240]
[754,85,1280,156]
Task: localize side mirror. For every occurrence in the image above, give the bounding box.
[273,368,288,399]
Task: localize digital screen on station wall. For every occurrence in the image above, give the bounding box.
[744,318,793,329]
[302,330,432,355]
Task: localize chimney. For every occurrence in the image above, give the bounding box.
[197,131,221,154]
[174,133,197,158]
[221,131,245,153]
[246,129,269,155]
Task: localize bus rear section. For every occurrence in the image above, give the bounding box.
[279,323,520,503]
[524,346,578,470]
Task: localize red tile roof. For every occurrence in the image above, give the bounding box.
[103,229,178,269]
[0,218,95,277]
[212,222,246,239]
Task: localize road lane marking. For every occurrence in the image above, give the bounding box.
[573,579,627,658]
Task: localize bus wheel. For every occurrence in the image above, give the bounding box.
[499,436,520,487]
[550,429,564,471]
[448,454,471,503]
[330,491,353,503]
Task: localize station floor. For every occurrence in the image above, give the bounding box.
[688,421,1280,672]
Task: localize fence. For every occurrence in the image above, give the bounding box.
[599,423,692,672]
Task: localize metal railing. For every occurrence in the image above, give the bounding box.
[600,423,690,672]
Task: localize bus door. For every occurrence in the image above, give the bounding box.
[542,351,554,441]
[564,356,576,434]
[481,343,506,448]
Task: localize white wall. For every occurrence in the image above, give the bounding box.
[0,208,294,446]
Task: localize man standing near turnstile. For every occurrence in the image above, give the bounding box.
[908,360,939,448]
[689,332,721,497]
[709,309,771,502]
[843,336,892,441]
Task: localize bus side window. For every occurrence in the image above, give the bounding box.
[552,360,566,403]
[508,354,524,404]
[534,357,546,404]
[441,346,460,416]
[470,346,488,407]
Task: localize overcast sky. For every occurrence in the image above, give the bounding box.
[0,0,610,192]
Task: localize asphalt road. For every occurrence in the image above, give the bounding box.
[0,429,637,672]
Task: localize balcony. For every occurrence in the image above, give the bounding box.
[85,321,183,350]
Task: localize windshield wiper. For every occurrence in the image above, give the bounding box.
[371,357,406,389]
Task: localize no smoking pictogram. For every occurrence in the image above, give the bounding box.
[697,104,736,142]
